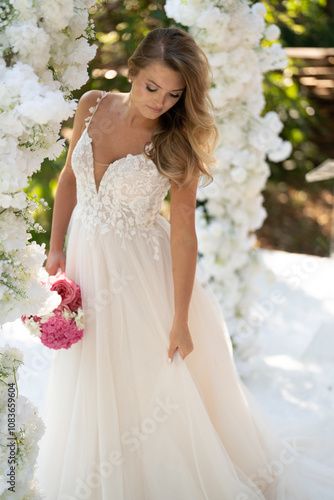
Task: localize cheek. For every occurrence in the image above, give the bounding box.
[132,83,147,103]
[139,87,148,101]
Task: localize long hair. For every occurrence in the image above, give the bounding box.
[128,28,218,188]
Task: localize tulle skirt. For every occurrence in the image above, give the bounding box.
[36,208,334,499]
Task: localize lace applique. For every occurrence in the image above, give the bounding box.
[71,92,170,260]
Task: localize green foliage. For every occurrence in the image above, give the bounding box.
[25,149,67,247]
[263,64,330,186]
[262,0,333,189]
[263,0,334,47]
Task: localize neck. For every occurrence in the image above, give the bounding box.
[122,92,159,131]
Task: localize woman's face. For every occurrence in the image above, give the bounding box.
[130,61,186,120]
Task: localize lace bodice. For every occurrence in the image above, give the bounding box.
[71,91,171,260]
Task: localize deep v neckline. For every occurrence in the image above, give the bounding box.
[84,127,154,196]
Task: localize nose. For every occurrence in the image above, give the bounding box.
[153,93,165,109]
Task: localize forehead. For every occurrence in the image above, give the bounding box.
[140,62,186,90]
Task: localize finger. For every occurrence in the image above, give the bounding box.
[168,345,176,363]
[45,264,52,275]
[46,264,57,276]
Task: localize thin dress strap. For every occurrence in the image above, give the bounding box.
[84,90,108,129]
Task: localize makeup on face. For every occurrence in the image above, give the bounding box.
[131,62,186,119]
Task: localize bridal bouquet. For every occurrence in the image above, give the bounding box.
[22,273,84,350]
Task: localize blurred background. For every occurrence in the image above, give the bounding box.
[27,0,334,258]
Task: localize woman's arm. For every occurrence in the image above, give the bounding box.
[45,90,102,275]
[167,176,199,362]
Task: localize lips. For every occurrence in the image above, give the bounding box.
[148,106,163,113]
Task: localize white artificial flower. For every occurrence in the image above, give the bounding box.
[75,308,85,329]
[46,138,66,160]
[196,7,229,31]
[230,166,248,184]
[268,140,292,162]
[265,24,280,42]
[6,346,24,363]
[61,65,90,91]
[17,88,77,125]
[0,210,27,252]
[23,317,42,338]
[250,2,267,17]
[165,0,201,27]
[249,203,267,230]
[245,175,266,198]
[60,38,96,66]
[0,110,25,137]
[234,150,258,171]
[263,111,284,134]
[11,191,27,209]
[0,194,12,209]
[5,20,51,73]
[38,0,74,31]
[67,9,89,38]
[246,91,265,116]
[76,0,97,8]
[220,122,246,149]
[258,43,288,72]
[39,69,61,92]
[207,51,229,69]
[11,0,36,21]
[209,85,229,109]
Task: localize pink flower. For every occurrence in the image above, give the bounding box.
[40,310,83,350]
[22,273,84,350]
[49,272,77,311]
[68,286,82,313]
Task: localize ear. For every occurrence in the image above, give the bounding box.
[127,62,136,81]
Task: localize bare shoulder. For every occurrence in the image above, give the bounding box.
[70,90,103,137]
[80,90,128,119]
[77,89,104,115]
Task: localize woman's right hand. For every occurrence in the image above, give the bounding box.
[45,249,66,276]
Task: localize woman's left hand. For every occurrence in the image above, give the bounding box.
[168,318,193,362]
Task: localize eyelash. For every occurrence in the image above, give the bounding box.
[146,85,181,99]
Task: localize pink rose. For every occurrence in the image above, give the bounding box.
[49,272,77,311]
[68,286,82,313]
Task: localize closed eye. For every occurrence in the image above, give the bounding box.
[146,85,157,93]
[146,85,181,99]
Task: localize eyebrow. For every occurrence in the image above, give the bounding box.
[147,79,185,92]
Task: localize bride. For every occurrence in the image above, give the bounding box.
[37,27,334,499]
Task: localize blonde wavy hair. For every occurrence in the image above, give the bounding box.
[128,27,218,188]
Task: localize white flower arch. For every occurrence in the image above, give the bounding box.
[165,0,290,375]
[0,2,96,494]
[0,0,96,325]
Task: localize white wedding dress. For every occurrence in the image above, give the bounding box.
[36,91,334,500]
